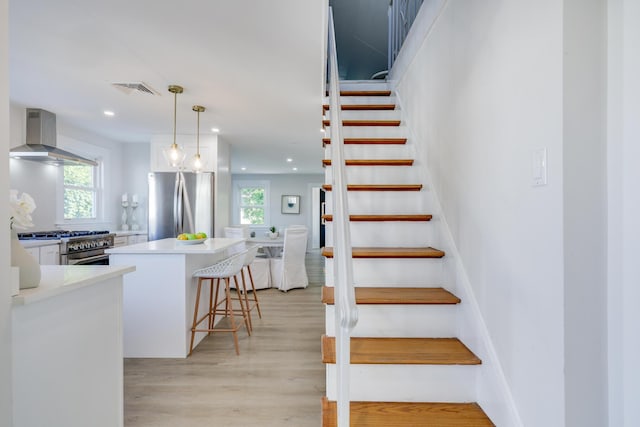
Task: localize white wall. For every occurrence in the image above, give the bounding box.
[563,1,608,426]
[0,1,13,425]
[214,138,231,237]
[608,0,640,425]
[122,143,150,232]
[391,1,565,425]
[232,173,324,238]
[9,104,127,231]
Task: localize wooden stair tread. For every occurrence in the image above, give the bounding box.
[322,159,414,167]
[323,104,396,111]
[322,287,460,305]
[322,335,481,365]
[326,90,392,97]
[322,184,422,192]
[323,119,401,127]
[322,247,445,259]
[322,398,494,427]
[322,137,407,146]
[322,214,432,222]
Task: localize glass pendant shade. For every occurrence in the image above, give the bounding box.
[163,143,186,168]
[189,153,204,173]
[190,105,206,173]
[165,84,185,169]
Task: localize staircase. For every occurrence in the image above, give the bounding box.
[321,81,494,426]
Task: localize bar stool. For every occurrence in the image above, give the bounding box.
[238,245,264,331]
[189,251,250,356]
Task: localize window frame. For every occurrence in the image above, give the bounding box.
[234,180,270,226]
[63,162,100,221]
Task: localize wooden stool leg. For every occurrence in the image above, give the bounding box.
[224,277,241,356]
[240,268,253,332]
[234,274,251,336]
[246,265,262,318]
[189,278,204,356]
[210,278,221,330]
[207,278,214,333]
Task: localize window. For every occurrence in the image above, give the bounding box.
[63,163,98,219]
[238,182,267,225]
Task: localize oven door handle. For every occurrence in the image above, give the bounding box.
[67,253,110,265]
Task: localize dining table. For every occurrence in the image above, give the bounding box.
[248,236,284,258]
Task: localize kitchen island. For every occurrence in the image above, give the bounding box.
[107,237,244,358]
[12,265,135,427]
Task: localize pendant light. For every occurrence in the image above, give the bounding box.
[162,85,186,168]
[189,105,206,173]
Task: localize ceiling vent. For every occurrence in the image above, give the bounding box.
[111,82,160,96]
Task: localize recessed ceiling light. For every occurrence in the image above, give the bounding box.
[104,110,115,117]
[286,158,293,162]
[292,167,298,171]
[211,128,220,133]
[241,167,246,171]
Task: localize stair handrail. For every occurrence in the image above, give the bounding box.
[327,7,358,427]
[388,0,424,70]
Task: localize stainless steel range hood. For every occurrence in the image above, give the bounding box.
[10,109,98,166]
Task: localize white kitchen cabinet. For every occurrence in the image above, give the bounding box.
[128,234,147,245]
[113,236,128,247]
[20,242,60,265]
[24,247,40,263]
[39,244,60,265]
[114,233,147,247]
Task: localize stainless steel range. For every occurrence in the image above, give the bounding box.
[18,230,115,265]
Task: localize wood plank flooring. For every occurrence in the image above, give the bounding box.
[124,250,326,427]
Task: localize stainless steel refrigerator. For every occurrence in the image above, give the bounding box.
[148,171,214,241]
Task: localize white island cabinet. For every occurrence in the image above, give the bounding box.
[12,265,135,427]
[107,237,244,358]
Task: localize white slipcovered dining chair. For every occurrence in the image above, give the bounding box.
[224,226,271,289]
[270,226,308,292]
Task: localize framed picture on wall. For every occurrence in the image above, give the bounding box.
[281,195,301,214]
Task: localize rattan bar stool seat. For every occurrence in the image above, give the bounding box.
[189,250,250,356]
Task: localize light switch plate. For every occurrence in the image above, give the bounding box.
[532,148,547,186]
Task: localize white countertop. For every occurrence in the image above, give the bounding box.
[106,237,244,255]
[12,265,136,306]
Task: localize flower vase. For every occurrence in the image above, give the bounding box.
[11,230,41,289]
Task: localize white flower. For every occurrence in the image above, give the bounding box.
[10,190,36,230]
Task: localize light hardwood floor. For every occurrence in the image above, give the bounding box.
[124,250,326,427]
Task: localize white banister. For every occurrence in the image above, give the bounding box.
[388,0,424,70]
[327,7,358,427]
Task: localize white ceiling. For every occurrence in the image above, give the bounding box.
[9,0,328,175]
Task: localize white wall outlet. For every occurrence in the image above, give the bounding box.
[532,148,547,186]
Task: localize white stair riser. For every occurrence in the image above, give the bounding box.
[324,95,397,105]
[325,166,420,184]
[326,222,434,247]
[325,258,444,286]
[326,305,457,337]
[325,144,412,159]
[325,192,427,214]
[338,82,390,91]
[325,364,477,402]
[326,126,406,139]
[325,110,402,121]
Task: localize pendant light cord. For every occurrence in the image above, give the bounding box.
[173,90,178,147]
